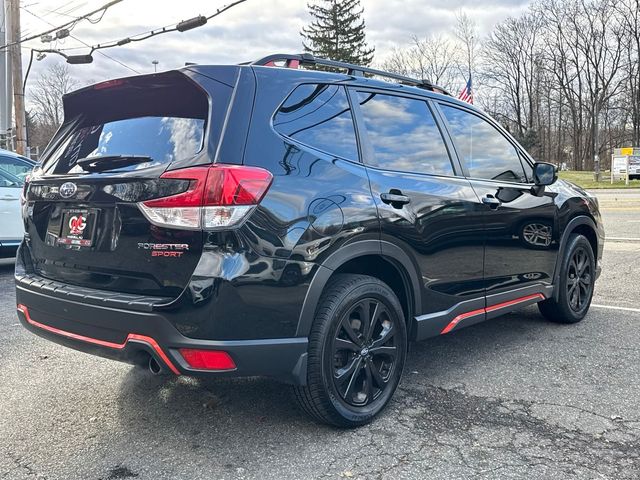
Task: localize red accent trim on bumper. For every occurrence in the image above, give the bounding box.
[485,294,545,313]
[440,293,546,335]
[17,304,181,375]
[440,307,484,335]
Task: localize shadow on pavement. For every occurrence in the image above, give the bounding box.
[112,307,555,443]
[0,258,15,273]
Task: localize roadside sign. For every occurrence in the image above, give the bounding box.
[612,150,640,185]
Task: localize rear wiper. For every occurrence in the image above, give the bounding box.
[76,155,153,172]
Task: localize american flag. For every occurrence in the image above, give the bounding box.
[458,78,473,104]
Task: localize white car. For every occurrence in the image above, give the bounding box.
[0,168,25,257]
[0,149,35,181]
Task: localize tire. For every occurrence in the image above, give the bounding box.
[538,234,595,323]
[294,274,407,427]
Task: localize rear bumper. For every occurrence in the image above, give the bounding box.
[16,280,309,384]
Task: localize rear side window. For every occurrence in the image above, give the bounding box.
[355,91,453,176]
[273,84,359,161]
[440,105,527,183]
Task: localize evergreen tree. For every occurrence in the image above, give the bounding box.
[301,0,375,66]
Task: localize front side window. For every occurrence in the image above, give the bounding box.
[440,105,527,183]
[356,91,453,176]
[273,84,359,161]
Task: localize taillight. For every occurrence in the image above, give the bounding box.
[138,164,273,230]
[179,348,236,370]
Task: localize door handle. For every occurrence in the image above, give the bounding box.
[380,191,410,208]
[482,194,501,209]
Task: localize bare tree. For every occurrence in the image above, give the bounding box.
[28,63,78,149]
[535,0,626,170]
[383,0,636,174]
[380,35,459,90]
[30,63,78,127]
[481,13,544,142]
[577,0,624,177]
[454,11,478,82]
[615,0,640,145]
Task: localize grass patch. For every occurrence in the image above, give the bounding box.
[558,171,640,189]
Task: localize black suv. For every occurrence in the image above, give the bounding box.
[16,54,604,427]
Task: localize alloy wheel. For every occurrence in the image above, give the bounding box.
[567,246,593,312]
[331,298,399,407]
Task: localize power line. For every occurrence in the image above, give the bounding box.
[40,0,86,19]
[0,0,123,51]
[15,0,247,74]
[75,0,247,56]
[20,5,140,74]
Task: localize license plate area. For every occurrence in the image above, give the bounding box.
[57,208,98,247]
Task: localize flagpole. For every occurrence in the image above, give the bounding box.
[469,34,473,104]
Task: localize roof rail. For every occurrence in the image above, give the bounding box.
[250,53,451,96]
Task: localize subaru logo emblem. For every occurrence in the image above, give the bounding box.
[59,182,77,199]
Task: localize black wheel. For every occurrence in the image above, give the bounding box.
[538,234,595,323]
[294,274,407,427]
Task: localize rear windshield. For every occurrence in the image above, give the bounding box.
[42,71,208,175]
[45,116,205,175]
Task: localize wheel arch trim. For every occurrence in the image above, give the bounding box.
[295,240,422,337]
[553,215,598,298]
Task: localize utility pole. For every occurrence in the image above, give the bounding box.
[0,0,11,147]
[7,0,27,155]
[594,88,601,183]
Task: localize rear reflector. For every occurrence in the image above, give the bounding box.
[138,164,272,230]
[179,348,236,370]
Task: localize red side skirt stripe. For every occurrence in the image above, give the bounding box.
[440,293,546,335]
[17,304,181,375]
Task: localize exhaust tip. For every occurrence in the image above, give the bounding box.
[148,356,165,375]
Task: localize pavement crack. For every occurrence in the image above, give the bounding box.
[4,451,47,480]
[393,384,640,479]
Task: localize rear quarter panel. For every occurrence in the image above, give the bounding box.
[172,68,381,341]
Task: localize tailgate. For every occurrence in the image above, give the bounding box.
[23,69,236,298]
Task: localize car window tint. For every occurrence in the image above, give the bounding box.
[0,156,32,181]
[273,84,358,161]
[356,92,453,176]
[440,105,526,183]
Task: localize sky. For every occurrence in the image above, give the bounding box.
[16,0,531,86]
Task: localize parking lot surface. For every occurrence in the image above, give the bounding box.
[1,190,639,480]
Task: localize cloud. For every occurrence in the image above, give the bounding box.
[20,0,529,90]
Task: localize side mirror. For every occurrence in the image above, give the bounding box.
[533,162,557,186]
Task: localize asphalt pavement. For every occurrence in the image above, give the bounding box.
[1,190,639,480]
